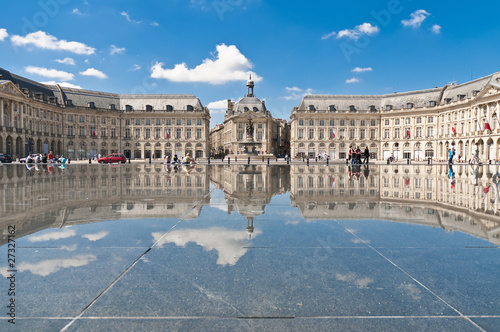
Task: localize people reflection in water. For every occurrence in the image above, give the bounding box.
[348,164,362,180]
[448,163,456,189]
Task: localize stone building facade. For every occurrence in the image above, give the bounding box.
[291,71,500,162]
[0,67,210,160]
[218,78,282,157]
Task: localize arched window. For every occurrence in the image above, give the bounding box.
[329,105,336,112]
[187,105,194,111]
[146,105,153,112]
[309,105,315,111]
[253,107,259,112]
[166,105,173,112]
[244,107,250,112]
[125,105,133,111]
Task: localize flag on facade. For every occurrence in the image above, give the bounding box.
[452,127,456,134]
[331,127,335,138]
[406,129,410,138]
[331,177,335,188]
[92,127,96,137]
[485,117,492,132]
[484,186,490,194]
[166,129,170,139]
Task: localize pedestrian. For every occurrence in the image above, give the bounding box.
[448,143,456,164]
[356,146,361,164]
[363,146,370,164]
[48,150,54,162]
[42,153,48,163]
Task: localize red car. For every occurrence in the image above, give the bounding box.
[98,153,127,164]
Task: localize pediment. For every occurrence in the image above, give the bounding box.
[233,111,268,120]
[476,83,500,99]
[0,81,28,99]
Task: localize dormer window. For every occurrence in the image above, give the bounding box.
[125,105,133,111]
[253,107,259,112]
[48,97,56,104]
[349,105,356,112]
[146,105,153,112]
[244,107,250,112]
[166,105,173,112]
[329,105,336,112]
[445,98,452,104]
[369,105,377,112]
[472,90,480,97]
[88,102,95,108]
[458,94,466,101]
[429,101,436,107]
[109,104,116,110]
[187,105,194,111]
[386,105,393,111]
[308,105,315,111]
[35,93,44,100]
[406,103,413,109]
[66,100,73,107]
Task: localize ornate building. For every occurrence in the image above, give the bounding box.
[0,67,210,160]
[291,71,500,162]
[218,77,283,157]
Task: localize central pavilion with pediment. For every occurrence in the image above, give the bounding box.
[221,77,281,158]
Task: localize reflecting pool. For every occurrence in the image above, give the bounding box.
[0,163,499,331]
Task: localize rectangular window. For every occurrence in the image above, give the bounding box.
[299,119,304,126]
[330,120,334,126]
[196,128,202,139]
[197,119,202,126]
[298,129,304,139]
[111,128,116,138]
[68,115,73,122]
[394,128,400,138]
[384,129,390,138]
[319,120,324,126]
[186,128,192,138]
[339,129,345,139]
[428,116,433,123]
[155,128,161,138]
[360,120,365,126]
[176,128,181,138]
[427,127,433,137]
[68,125,74,136]
[349,129,355,139]
[385,119,389,125]
[309,129,314,139]
[340,120,345,126]
[125,119,130,126]
[360,129,365,139]
[238,131,243,140]
[416,127,422,137]
[176,119,182,126]
[156,119,161,126]
[125,128,130,138]
[136,119,141,125]
[395,119,400,125]
[101,128,106,137]
[257,131,263,141]
[166,119,171,125]
[309,120,314,126]
[350,120,355,126]
[101,118,106,125]
[79,116,85,123]
[136,128,141,138]
[370,129,376,139]
[187,119,192,126]
[79,126,85,136]
[319,129,324,139]
[146,119,151,126]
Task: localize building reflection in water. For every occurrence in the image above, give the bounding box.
[1,163,499,249]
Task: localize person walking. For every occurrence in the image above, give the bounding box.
[363,146,370,164]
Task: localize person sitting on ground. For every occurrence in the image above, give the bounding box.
[58,155,67,164]
[35,153,42,163]
[48,151,54,162]
[166,154,172,164]
[173,154,179,164]
[182,153,196,165]
[42,153,48,163]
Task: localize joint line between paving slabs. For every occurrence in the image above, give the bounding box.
[333,219,487,332]
[59,189,215,332]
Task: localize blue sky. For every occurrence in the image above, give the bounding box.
[1,0,500,126]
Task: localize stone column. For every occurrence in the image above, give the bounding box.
[0,98,3,127]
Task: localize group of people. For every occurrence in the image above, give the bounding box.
[25,151,67,164]
[163,153,197,165]
[348,146,370,165]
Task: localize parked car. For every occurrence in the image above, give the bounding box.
[20,154,38,163]
[0,153,12,163]
[98,153,127,164]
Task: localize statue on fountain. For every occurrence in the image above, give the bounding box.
[246,118,254,141]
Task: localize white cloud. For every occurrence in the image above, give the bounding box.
[41,81,83,89]
[401,9,430,29]
[28,229,76,242]
[0,254,96,277]
[55,57,75,65]
[151,44,262,85]
[82,231,109,241]
[282,86,313,100]
[207,99,229,114]
[326,22,380,41]
[151,22,159,27]
[110,45,126,55]
[84,59,90,64]
[321,31,336,40]
[352,67,372,73]
[121,11,141,24]
[11,31,95,55]
[72,8,82,15]
[0,28,8,41]
[346,77,360,84]
[129,64,141,71]
[431,24,441,34]
[25,66,75,81]
[153,227,262,266]
[80,67,108,79]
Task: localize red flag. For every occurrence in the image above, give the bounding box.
[485,117,492,132]
[406,129,410,138]
[484,186,490,194]
[452,127,456,134]
[405,178,410,187]
[451,181,455,190]
[332,128,335,138]
[332,177,335,188]
[166,129,170,139]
